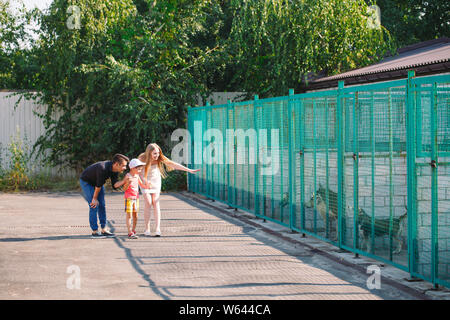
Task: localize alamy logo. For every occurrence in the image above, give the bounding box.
[66,5,81,30]
[171,122,280,175]
[66,265,81,290]
[366,265,381,290]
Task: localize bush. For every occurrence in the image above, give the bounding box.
[0,132,33,191]
[161,170,187,192]
[0,132,79,192]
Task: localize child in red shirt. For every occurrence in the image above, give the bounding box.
[123,158,151,239]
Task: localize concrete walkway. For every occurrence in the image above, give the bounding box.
[0,191,446,300]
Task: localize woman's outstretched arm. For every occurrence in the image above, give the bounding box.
[164,159,200,174]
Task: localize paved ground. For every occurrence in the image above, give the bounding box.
[0,191,448,300]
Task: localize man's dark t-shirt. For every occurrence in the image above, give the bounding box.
[80,161,119,190]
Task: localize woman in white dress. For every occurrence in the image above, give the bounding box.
[138,143,199,236]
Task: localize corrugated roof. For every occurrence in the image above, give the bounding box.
[314,38,450,83]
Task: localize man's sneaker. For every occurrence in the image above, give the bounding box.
[101,230,115,237]
[128,232,139,239]
[91,231,106,239]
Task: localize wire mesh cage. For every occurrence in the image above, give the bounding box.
[187,73,450,288]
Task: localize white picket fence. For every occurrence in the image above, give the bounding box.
[0,91,76,177]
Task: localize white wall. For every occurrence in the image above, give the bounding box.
[0,91,76,177]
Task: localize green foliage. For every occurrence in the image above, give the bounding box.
[0,0,39,89]
[0,132,79,192]
[161,170,187,192]
[26,173,80,192]
[227,0,394,97]
[26,0,217,171]
[0,0,25,55]
[0,131,33,191]
[375,0,450,47]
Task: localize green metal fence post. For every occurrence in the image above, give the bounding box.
[430,82,439,288]
[241,104,245,208]
[201,105,206,194]
[226,99,231,206]
[337,81,345,249]
[325,97,330,240]
[254,95,260,216]
[370,91,375,254]
[233,100,237,207]
[353,92,360,252]
[247,101,252,209]
[271,103,275,220]
[313,99,317,233]
[388,88,395,261]
[187,106,192,192]
[206,102,211,197]
[280,99,285,223]
[262,100,267,219]
[406,70,417,278]
[221,106,226,201]
[193,109,201,193]
[288,89,294,230]
[300,98,305,232]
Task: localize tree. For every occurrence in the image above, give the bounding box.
[0,0,38,89]
[226,0,394,97]
[27,0,218,171]
[375,0,450,47]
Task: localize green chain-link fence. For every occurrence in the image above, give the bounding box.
[187,72,450,288]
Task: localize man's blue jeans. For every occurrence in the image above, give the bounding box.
[80,179,106,232]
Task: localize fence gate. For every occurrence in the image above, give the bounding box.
[289,91,339,244]
[338,79,410,271]
[408,73,450,288]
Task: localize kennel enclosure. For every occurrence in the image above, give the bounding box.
[187,71,450,288]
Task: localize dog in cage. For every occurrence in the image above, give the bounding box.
[304,184,338,239]
[357,206,408,254]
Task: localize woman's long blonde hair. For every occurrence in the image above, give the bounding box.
[138,143,173,179]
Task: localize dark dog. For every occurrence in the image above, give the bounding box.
[357,207,407,254]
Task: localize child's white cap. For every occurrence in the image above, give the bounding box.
[129,158,146,168]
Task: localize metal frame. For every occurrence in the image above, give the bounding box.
[187,73,450,288]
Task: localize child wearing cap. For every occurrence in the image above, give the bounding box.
[123,158,151,239]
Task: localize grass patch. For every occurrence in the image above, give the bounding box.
[0,173,80,192]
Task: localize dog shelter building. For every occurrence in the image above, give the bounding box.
[186,38,450,288]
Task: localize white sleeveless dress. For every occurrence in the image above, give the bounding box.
[140,164,161,194]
